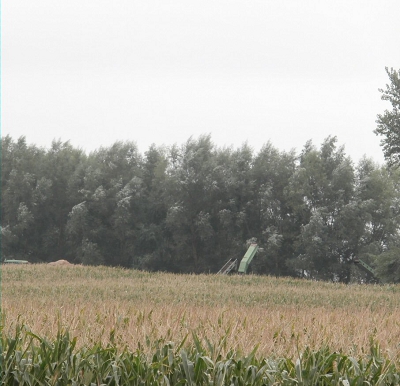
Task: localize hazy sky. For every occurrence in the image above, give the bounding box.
[3,1,400,162]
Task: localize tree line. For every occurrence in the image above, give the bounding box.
[2,134,400,283]
[2,67,400,283]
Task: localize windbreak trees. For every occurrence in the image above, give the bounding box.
[286,137,359,281]
[375,67,400,165]
[133,145,169,270]
[357,163,400,283]
[66,141,144,266]
[249,143,297,276]
[213,144,256,269]
[3,133,400,283]
[1,137,85,262]
[2,136,42,260]
[165,136,218,272]
[38,140,86,262]
[286,138,400,283]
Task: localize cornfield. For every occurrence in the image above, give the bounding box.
[2,325,400,385]
[1,264,400,384]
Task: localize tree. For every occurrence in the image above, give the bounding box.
[165,136,217,272]
[37,140,86,262]
[249,143,297,275]
[373,246,400,283]
[375,67,400,165]
[286,137,358,281]
[135,145,170,271]
[67,141,144,267]
[1,136,45,260]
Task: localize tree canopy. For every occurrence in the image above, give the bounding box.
[2,134,400,283]
[375,67,400,165]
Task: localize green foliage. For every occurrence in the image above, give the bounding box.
[2,133,400,282]
[375,67,400,165]
[1,325,399,385]
[373,247,400,283]
[287,138,358,281]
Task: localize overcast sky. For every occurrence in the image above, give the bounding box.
[3,1,400,162]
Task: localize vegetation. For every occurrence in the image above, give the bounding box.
[2,265,400,358]
[1,264,400,384]
[2,67,400,283]
[2,134,400,283]
[375,67,400,165]
[3,68,400,383]
[2,327,400,385]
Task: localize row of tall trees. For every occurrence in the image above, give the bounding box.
[2,134,400,283]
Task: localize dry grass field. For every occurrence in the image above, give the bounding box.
[2,264,400,362]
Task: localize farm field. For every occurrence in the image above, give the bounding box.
[2,264,400,361]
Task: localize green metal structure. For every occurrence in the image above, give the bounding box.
[217,258,238,275]
[238,244,259,274]
[218,244,259,275]
[353,258,379,282]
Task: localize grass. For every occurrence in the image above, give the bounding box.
[1,264,400,383]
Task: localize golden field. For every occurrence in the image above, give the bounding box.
[1,264,400,361]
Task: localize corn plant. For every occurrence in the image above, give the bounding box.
[1,325,399,385]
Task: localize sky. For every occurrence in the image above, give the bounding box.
[3,0,400,163]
